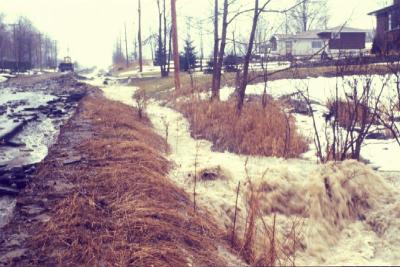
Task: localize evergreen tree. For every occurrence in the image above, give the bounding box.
[154,41,166,67]
[180,39,197,72]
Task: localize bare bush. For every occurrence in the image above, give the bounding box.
[298,62,395,162]
[133,89,147,119]
[237,160,304,266]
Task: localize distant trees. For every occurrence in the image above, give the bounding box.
[112,36,125,66]
[0,15,58,71]
[288,0,329,33]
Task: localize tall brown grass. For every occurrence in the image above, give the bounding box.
[176,99,308,158]
[24,94,233,266]
[235,163,305,266]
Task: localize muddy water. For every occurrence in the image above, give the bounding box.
[101,84,400,266]
[0,88,77,228]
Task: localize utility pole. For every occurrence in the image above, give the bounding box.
[171,0,180,90]
[138,0,143,72]
[199,21,204,71]
[38,33,42,71]
[124,22,129,68]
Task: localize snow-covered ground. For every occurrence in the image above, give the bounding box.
[115,61,291,79]
[0,73,15,83]
[101,83,400,266]
[117,66,161,78]
[213,74,400,172]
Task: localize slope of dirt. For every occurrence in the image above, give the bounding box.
[0,88,243,266]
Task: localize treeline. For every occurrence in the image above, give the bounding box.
[0,14,58,71]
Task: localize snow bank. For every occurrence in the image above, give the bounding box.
[100,83,400,265]
[117,66,161,78]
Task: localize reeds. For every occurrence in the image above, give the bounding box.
[176,98,308,158]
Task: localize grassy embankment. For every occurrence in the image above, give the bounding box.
[2,91,237,266]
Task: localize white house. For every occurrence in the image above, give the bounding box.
[270,30,324,58]
[270,27,369,59]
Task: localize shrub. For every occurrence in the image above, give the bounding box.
[326,99,373,128]
[176,99,308,158]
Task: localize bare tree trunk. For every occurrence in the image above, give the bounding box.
[124,23,129,68]
[167,28,172,73]
[163,0,168,76]
[211,0,219,100]
[237,0,260,113]
[302,1,308,32]
[138,0,143,72]
[171,0,180,90]
[157,0,165,76]
[199,22,204,71]
[215,0,229,94]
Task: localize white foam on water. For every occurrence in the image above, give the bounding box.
[101,83,400,266]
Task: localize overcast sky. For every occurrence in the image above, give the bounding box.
[0,0,387,68]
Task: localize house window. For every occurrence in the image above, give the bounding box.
[332,32,341,39]
[312,41,323,48]
[389,13,392,30]
[271,38,277,51]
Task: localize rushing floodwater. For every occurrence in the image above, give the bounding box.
[0,87,74,228]
[101,82,400,266]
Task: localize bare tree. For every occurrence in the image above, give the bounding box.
[236,0,264,113]
[124,22,129,68]
[212,0,230,100]
[156,0,169,77]
[0,16,57,71]
[289,0,329,33]
[211,0,220,99]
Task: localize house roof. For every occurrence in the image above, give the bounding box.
[272,27,367,41]
[273,30,321,40]
[319,26,368,34]
[368,3,399,16]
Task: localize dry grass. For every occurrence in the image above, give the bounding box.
[25,95,232,266]
[232,164,305,266]
[176,98,308,158]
